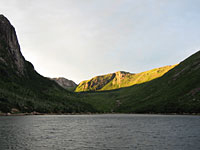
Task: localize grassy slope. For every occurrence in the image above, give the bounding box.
[75,65,176,92]
[80,51,200,113]
[102,65,176,91]
[0,61,96,113]
[0,41,96,114]
[0,15,97,114]
[75,73,115,92]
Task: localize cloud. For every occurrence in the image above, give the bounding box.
[0,0,200,83]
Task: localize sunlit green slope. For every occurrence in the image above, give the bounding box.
[80,51,200,113]
[75,65,176,92]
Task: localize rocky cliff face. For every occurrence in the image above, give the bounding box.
[75,71,132,92]
[0,15,25,75]
[0,15,96,113]
[52,77,77,89]
[75,73,116,92]
[111,71,132,88]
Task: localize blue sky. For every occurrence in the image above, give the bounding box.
[1,0,200,83]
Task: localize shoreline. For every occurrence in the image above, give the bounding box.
[0,112,199,116]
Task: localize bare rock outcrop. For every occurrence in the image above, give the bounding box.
[52,77,77,89]
[0,14,25,75]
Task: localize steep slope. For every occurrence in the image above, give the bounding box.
[51,77,77,90]
[75,73,116,92]
[80,51,200,113]
[75,65,176,92]
[0,15,95,114]
[0,15,26,75]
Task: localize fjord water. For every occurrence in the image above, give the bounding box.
[0,114,199,150]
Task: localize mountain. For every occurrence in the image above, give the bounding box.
[80,51,200,113]
[75,65,176,92]
[51,77,77,90]
[0,15,95,114]
[0,14,199,114]
[0,15,26,75]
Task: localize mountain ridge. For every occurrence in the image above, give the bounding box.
[75,65,177,92]
[79,50,200,113]
[51,77,77,90]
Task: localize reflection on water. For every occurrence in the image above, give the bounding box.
[0,114,200,150]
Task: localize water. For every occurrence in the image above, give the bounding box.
[0,114,199,150]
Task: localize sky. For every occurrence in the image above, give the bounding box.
[0,0,200,83]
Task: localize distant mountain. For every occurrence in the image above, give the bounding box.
[75,65,176,92]
[80,51,200,113]
[51,77,77,90]
[0,15,95,114]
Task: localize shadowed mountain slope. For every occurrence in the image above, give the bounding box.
[0,15,95,113]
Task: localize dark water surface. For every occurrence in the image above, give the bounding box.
[0,114,199,150]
